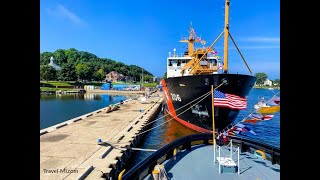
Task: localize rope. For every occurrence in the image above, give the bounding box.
[142,91,211,127]
[142,81,225,128]
[99,141,157,152]
[110,90,212,143]
[108,91,210,142]
[228,32,252,75]
[108,81,226,143]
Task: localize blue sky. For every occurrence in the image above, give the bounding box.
[40,0,280,80]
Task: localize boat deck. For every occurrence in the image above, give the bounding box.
[159,144,280,180]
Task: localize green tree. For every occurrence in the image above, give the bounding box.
[65,48,79,64]
[53,49,66,66]
[57,63,76,81]
[40,48,155,83]
[143,75,153,82]
[40,52,53,65]
[76,64,91,82]
[254,72,268,85]
[273,79,280,86]
[40,65,57,82]
[93,68,105,81]
[163,72,167,79]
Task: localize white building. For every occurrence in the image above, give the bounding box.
[48,56,61,71]
[263,79,273,86]
[153,77,160,83]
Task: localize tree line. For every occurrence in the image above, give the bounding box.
[162,71,279,86]
[254,72,280,86]
[40,48,154,82]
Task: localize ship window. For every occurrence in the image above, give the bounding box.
[208,59,217,66]
[200,61,208,65]
[177,60,181,66]
[169,60,172,66]
[212,59,217,66]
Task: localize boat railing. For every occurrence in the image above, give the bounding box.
[167,53,218,58]
[121,133,280,180]
[227,135,280,164]
[168,53,187,58]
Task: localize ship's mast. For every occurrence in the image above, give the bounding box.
[223,0,230,73]
[179,24,199,56]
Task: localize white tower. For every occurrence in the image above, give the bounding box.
[48,56,61,71]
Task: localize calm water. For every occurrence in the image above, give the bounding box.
[40,94,131,129]
[40,89,280,168]
[129,88,280,167]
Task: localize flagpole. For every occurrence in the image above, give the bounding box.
[212,85,216,163]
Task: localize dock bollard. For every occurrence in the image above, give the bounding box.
[98,138,102,143]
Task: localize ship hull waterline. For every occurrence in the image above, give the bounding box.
[161,74,256,133]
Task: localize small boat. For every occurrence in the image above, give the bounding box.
[268,87,274,90]
[254,97,269,110]
[254,95,280,114]
[258,105,280,114]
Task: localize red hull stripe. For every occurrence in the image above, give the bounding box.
[161,80,176,116]
[165,109,212,133]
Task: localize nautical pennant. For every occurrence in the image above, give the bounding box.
[216,93,280,141]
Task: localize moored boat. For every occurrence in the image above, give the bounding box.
[161,0,256,133]
[258,105,280,114]
[120,133,280,180]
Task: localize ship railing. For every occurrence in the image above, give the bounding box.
[168,53,186,57]
[227,135,280,164]
[121,133,280,180]
[167,53,218,58]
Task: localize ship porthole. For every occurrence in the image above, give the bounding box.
[221,78,229,85]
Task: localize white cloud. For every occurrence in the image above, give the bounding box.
[239,37,280,43]
[47,4,84,25]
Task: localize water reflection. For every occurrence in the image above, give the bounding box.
[40,93,131,129]
[162,110,199,145]
[128,110,199,168]
[128,88,280,168]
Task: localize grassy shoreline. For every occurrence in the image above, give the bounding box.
[253,86,280,89]
[40,81,158,94]
[40,81,158,88]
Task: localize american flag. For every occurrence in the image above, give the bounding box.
[213,90,247,109]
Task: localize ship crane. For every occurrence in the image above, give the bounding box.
[180,0,252,76]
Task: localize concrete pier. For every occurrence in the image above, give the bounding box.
[40,92,163,179]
